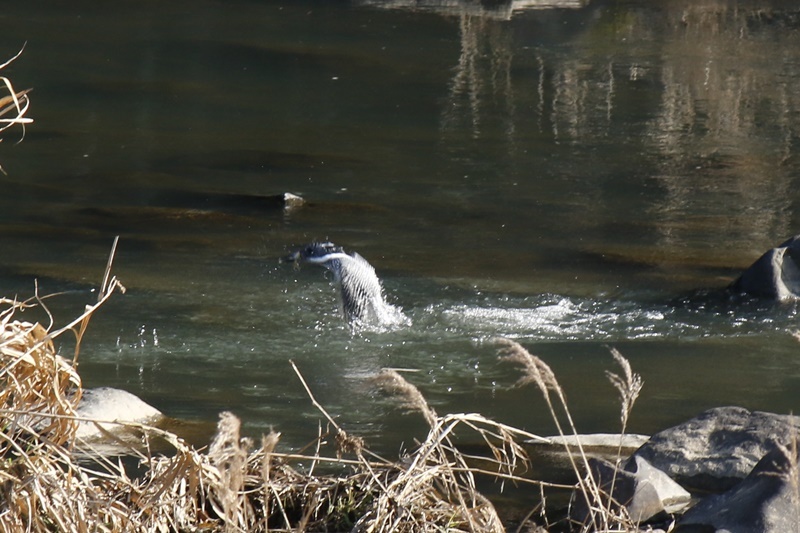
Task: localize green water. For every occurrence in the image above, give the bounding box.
[2,0,800,458]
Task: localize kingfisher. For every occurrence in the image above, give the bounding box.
[284,242,409,329]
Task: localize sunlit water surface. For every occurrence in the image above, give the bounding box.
[2,0,800,461]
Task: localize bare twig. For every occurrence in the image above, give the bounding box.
[0,43,33,170]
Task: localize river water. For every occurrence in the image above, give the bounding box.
[2,0,800,459]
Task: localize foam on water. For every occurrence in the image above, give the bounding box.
[420,292,798,343]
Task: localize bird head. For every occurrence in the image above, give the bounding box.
[282,242,345,267]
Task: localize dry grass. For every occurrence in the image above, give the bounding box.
[0,240,127,529]
[495,338,645,532]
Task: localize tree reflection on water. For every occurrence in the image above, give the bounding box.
[364,0,800,266]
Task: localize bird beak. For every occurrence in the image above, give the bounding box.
[281,251,301,265]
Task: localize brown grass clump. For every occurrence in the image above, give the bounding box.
[0,243,127,530]
[0,302,81,450]
[287,363,548,532]
[364,369,512,532]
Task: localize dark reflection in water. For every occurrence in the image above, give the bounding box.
[1,0,800,460]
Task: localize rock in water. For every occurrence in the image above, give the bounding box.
[570,455,691,525]
[633,406,800,492]
[729,235,800,300]
[677,446,800,533]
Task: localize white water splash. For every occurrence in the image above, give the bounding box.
[436,295,703,341]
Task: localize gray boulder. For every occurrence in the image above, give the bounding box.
[676,446,800,532]
[570,455,691,525]
[633,406,800,492]
[729,235,800,300]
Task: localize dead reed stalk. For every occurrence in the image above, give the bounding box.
[360,367,566,532]
[208,412,254,531]
[495,337,644,532]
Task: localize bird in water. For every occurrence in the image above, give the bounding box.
[283,242,410,330]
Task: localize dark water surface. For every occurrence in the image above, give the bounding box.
[3,0,800,458]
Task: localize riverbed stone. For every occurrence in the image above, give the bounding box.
[633,406,800,492]
[526,433,650,461]
[676,446,800,532]
[729,234,800,300]
[570,455,690,525]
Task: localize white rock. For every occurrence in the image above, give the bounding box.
[76,387,162,439]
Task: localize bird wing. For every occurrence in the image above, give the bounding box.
[338,253,383,322]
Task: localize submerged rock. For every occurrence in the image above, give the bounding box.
[633,406,800,492]
[729,235,800,300]
[676,446,800,533]
[150,190,305,213]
